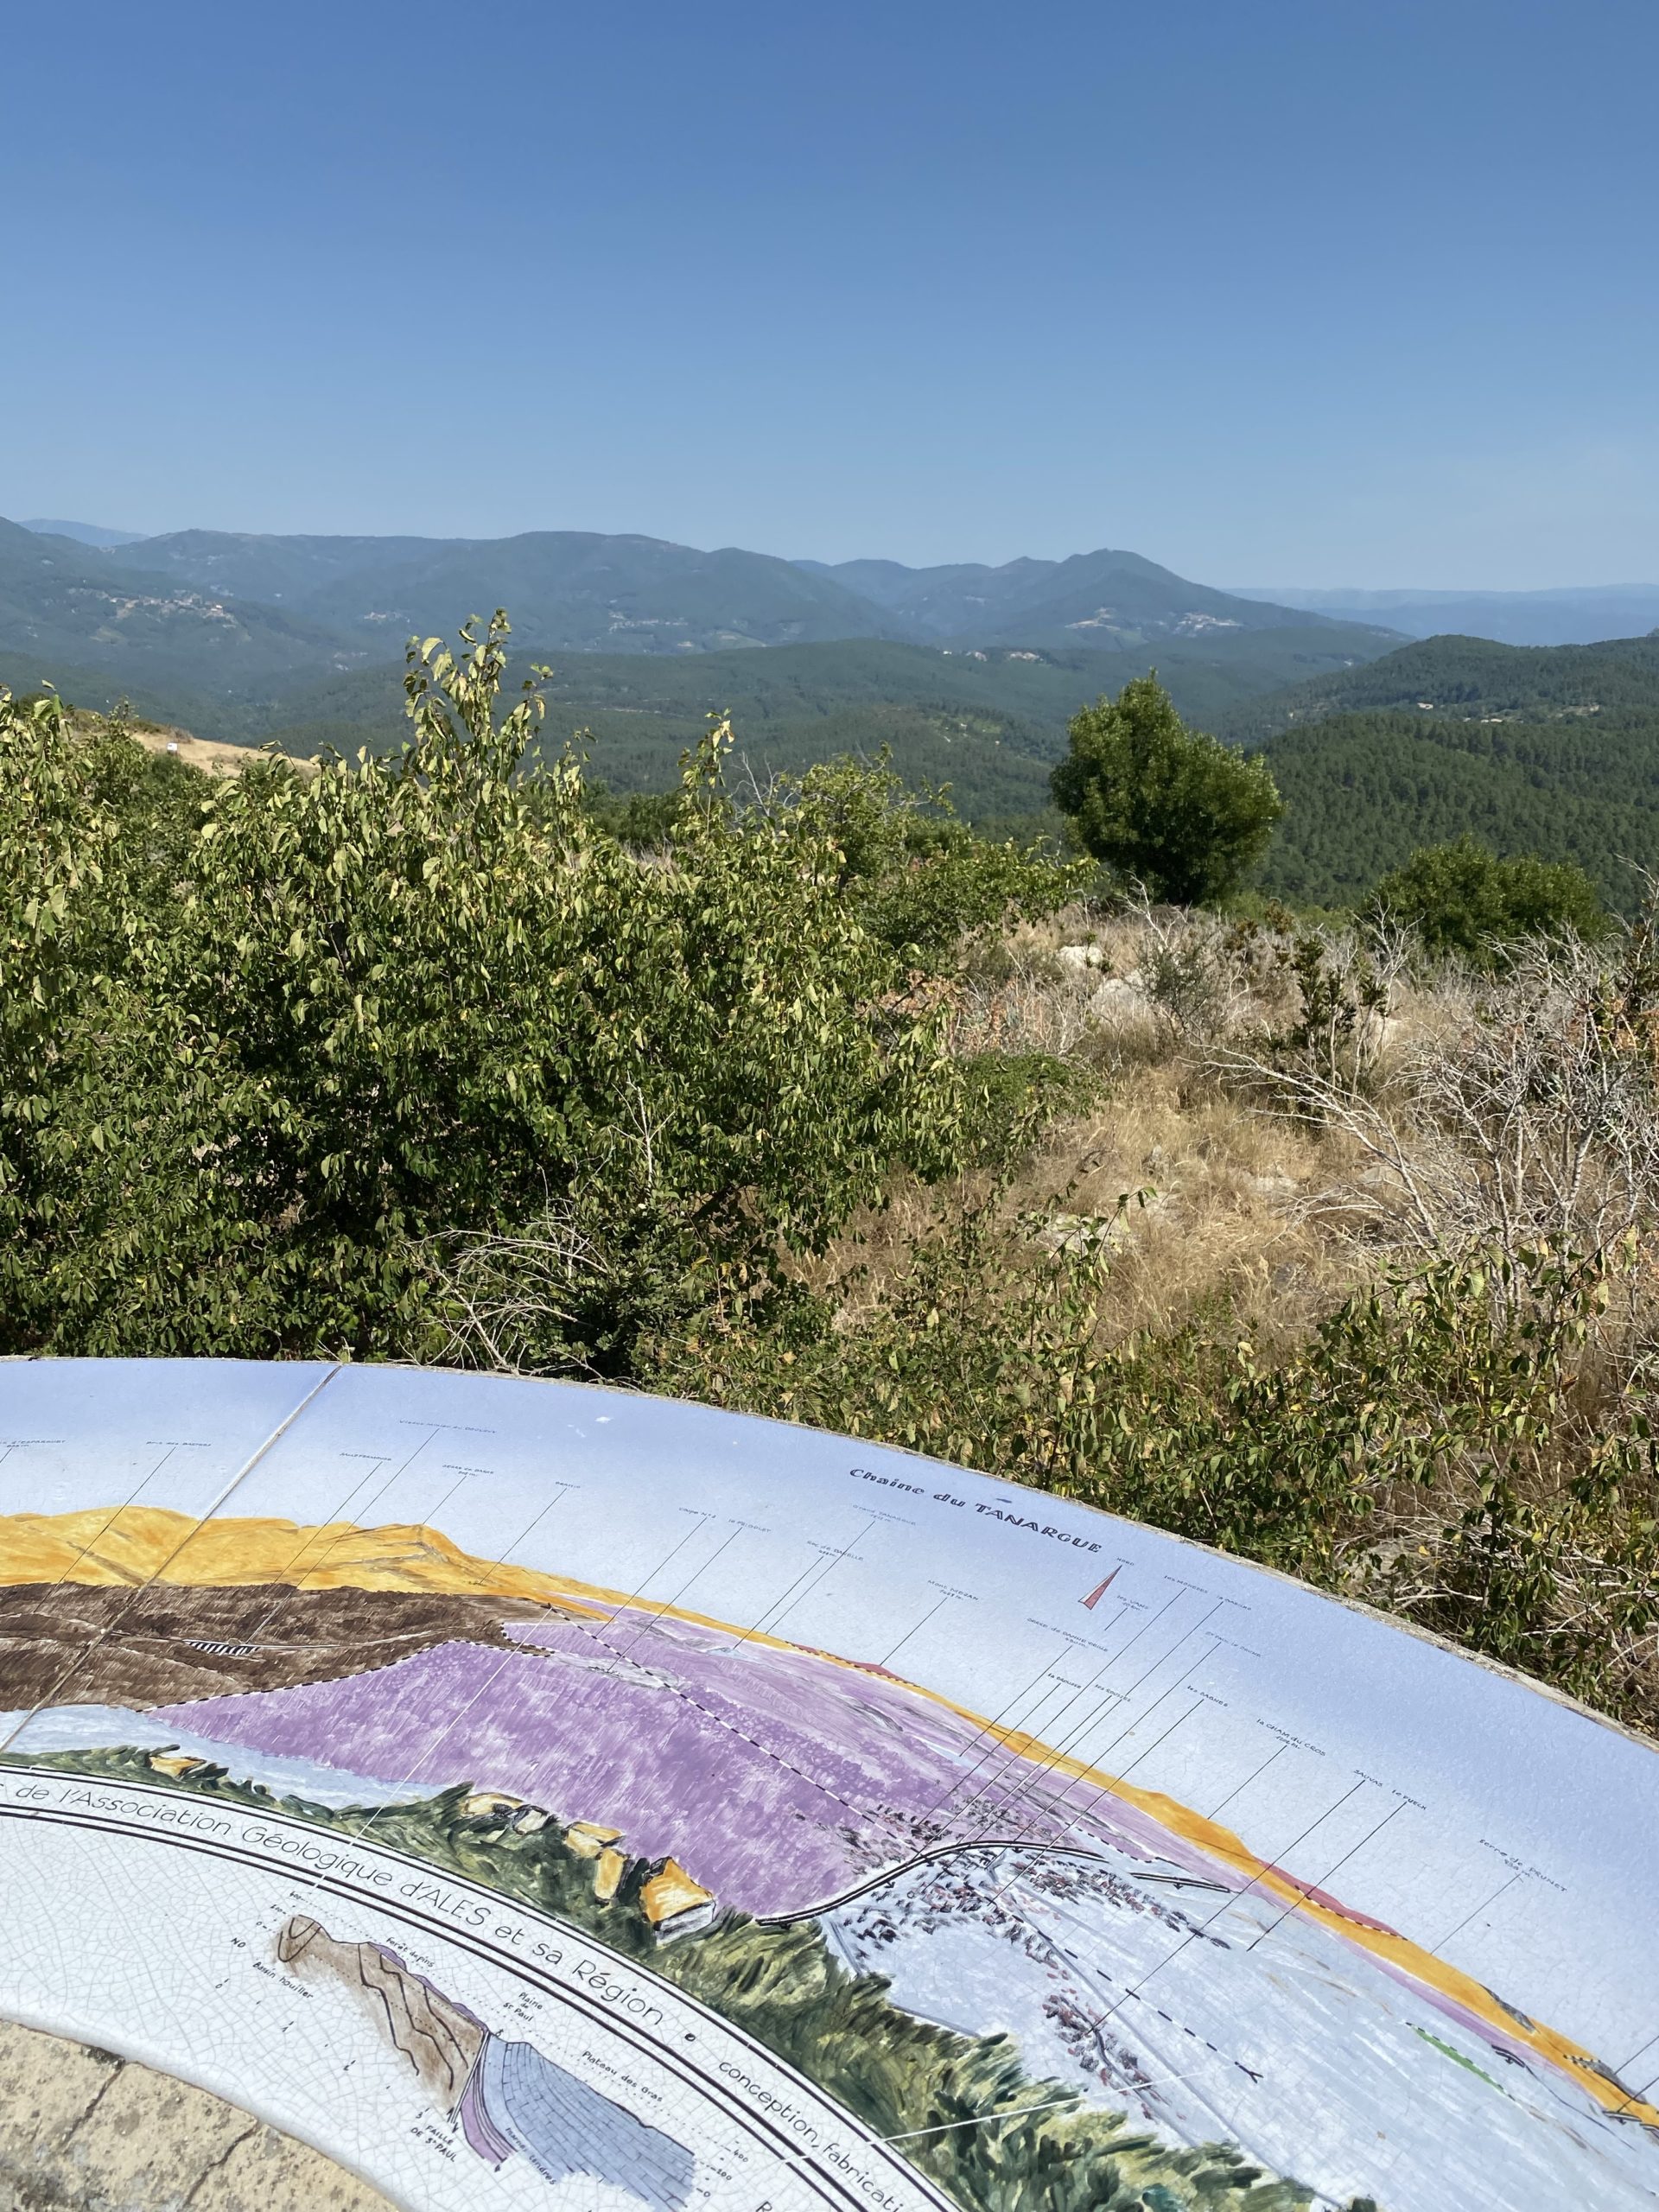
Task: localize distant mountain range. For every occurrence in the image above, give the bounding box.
[14,512,1659,906]
[1232,583,1659,648]
[0,518,884,671]
[0,515,353,685]
[0,514,1398,796]
[22,519,1656,652]
[19,518,149,547]
[4,517,1394,667]
[13,516,1659,895]
[793,548,1342,647]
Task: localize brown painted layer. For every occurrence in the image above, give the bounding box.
[0,1582,554,1712]
[278,1917,484,2111]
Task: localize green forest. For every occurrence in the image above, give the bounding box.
[1224,628,1659,740]
[1255,708,1659,907]
[1234,630,1659,907]
[0,630,1385,825]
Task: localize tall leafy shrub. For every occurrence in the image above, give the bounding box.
[0,620,975,1366]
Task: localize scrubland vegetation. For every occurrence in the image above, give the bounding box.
[4,620,1654,1737]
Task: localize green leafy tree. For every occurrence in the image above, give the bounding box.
[1051,674,1282,905]
[577,779,686,849]
[1369,835,1608,964]
[0,619,980,1369]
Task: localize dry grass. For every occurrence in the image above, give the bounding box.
[828,900,1659,1363]
[68,707,320,779]
[821,905,1384,1351]
[801,907,1659,1733]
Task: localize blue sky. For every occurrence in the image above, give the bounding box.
[4,0,1655,584]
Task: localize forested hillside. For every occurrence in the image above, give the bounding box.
[4,518,1392,684]
[1203,628,1659,906]
[16,512,1659,910]
[793,545,1399,647]
[0,513,1401,821]
[1227,629,1659,740]
[1,628,1393,825]
[1256,709,1659,908]
[0,516,353,683]
[23,622,1659,900]
[93,526,893,653]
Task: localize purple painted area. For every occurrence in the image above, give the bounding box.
[458,2062,512,2165]
[156,1606,1211,1914]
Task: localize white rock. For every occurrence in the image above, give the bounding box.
[1089,975,1152,1016]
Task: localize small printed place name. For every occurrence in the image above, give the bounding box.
[849,1469,1100,1553]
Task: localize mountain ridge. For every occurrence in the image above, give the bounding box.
[0,514,1399,812]
[1224,628,1659,744]
[92,526,899,654]
[796,544,1365,647]
[0,516,374,683]
[3,514,1394,678]
[1230,628,1659,909]
[19,518,149,547]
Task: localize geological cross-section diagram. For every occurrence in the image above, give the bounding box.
[0,1357,1655,2212]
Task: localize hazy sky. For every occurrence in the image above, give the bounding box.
[5,0,1656,586]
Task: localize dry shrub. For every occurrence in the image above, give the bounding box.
[1230,931,1659,1279]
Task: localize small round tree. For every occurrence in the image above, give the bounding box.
[1050,673,1282,906]
[1368,836,1608,965]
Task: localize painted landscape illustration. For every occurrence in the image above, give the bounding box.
[3,1489,1656,2212]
